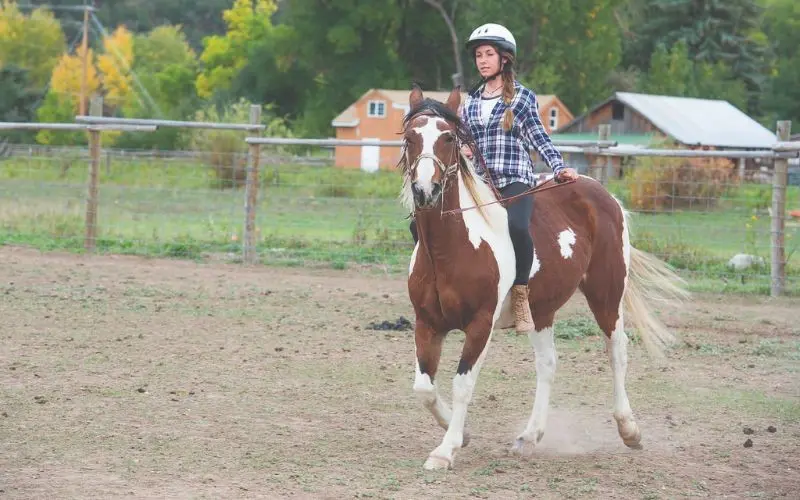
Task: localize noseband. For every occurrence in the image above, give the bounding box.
[406,150,460,177]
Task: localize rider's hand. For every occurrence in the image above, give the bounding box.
[461,144,473,159]
[555,167,578,183]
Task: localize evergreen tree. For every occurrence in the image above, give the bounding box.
[0,65,42,143]
[625,0,767,113]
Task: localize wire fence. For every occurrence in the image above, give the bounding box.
[1,113,798,296]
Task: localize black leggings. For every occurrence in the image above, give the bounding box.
[409,181,534,285]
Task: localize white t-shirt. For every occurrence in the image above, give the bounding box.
[480,95,500,123]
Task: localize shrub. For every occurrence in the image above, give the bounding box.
[190,98,294,189]
[626,154,737,212]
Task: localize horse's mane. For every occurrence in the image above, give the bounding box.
[398,96,494,222]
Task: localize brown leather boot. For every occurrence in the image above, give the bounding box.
[511,284,534,334]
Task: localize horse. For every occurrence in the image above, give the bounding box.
[399,85,689,471]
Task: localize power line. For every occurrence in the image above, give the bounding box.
[89,11,163,117]
[15,3,95,12]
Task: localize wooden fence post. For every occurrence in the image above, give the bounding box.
[596,124,611,183]
[84,96,102,253]
[771,120,791,297]
[243,104,262,265]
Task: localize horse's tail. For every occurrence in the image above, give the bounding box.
[619,207,690,359]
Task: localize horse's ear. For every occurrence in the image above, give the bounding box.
[445,86,461,113]
[410,84,423,110]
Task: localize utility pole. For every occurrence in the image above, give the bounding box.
[79,0,90,116]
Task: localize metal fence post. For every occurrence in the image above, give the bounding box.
[243,104,262,265]
[596,124,611,183]
[84,96,103,253]
[771,120,791,297]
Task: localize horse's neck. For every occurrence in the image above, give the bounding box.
[416,169,505,260]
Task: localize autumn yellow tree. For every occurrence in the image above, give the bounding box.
[0,0,66,88]
[97,25,134,107]
[35,45,100,145]
[49,44,101,100]
[196,0,278,99]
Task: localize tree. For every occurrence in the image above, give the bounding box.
[394,0,459,90]
[128,25,199,119]
[269,0,409,136]
[624,0,768,114]
[0,1,66,89]
[0,65,43,142]
[96,25,134,108]
[195,0,278,100]
[115,25,201,149]
[228,23,311,122]
[642,40,747,109]
[761,0,800,126]
[35,45,100,145]
[421,0,465,88]
[94,0,231,52]
[642,41,693,96]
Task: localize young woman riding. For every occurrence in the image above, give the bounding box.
[410,22,578,335]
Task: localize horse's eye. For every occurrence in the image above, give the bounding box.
[444,134,454,143]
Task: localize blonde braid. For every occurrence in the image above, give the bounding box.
[501,52,517,132]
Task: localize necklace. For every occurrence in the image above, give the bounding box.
[482,83,502,98]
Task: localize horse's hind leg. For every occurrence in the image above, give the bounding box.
[581,269,642,450]
[424,312,494,470]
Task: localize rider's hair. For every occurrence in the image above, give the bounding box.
[500,51,516,132]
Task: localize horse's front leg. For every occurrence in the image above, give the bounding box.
[424,312,494,470]
[413,322,465,438]
[511,315,557,454]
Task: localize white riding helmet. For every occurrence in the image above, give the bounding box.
[465,23,516,55]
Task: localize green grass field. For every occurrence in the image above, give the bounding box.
[1,155,798,294]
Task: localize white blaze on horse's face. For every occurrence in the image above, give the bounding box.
[408,116,453,208]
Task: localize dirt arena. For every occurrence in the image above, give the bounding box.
[1,246,798,499]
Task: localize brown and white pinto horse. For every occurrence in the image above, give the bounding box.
[400,86,688,470]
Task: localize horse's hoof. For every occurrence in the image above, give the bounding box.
[618,421,642,449]
[625,440,643,450]
[461,432,471,448]
[509,430,543,456]
[423,454,452,470]
[509,438,527,456]
[623,433,643,450]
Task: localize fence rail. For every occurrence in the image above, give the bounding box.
[75,115,265,132]
[0,122,158,133]
[244,137,621,149]
[1,104,797,296]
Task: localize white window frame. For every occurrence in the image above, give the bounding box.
[548,107,558,130]
[367,100,387,118]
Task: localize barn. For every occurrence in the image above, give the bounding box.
[551,92,778,177]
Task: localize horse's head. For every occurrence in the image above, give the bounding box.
[401,86,465,209]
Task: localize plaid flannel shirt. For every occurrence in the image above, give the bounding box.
[460,80,565,189]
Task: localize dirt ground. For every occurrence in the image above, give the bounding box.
[1,246,798,499]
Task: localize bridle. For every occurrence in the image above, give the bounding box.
[404,136,461,215]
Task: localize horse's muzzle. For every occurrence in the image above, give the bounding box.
[412,181,442,208]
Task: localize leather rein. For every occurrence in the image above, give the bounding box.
[404,130,575,218]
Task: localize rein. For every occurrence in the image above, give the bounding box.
[402,108,575,222]
[404,136,575,217]
[441,176,576,216]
